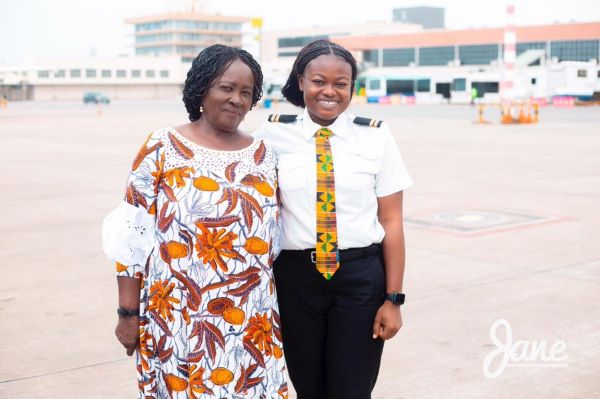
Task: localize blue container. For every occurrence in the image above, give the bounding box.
[264,98,272,108]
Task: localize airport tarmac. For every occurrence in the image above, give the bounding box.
[0,100,599,398]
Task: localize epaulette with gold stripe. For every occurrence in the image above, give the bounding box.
[353,116,383,128]
[268,114,298,123]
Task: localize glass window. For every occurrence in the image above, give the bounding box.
[419,46,455,66]
[116,70,126,78]
[416,79,430,92]
[278,35,329,48]
[86,69,96,78]
[278,51,298,57]
[368,79,381,90]
[531,78,537,85]
[577,69,587,78]
[517,41,546,56]
[131,70,141,78]
[383,48,415,67]
[101,70,111,78]
[452,78,466,91]
[362,49,379,65]
[387,79,414,95]
[551,40,600,62]
[160,70,169,78]
[146,70,155,78]
[55,70,65,78]
[37,70,50,78]
[459,44,499,65]
[70,69,81,78]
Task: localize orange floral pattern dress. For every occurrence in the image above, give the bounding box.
[103,128,287,399]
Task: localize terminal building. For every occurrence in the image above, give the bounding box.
[332,21,600,103]
[0,56,185,101]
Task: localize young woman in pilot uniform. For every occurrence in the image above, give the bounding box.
[254,39,413,399]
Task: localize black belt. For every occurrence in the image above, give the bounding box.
[283,243,381,264]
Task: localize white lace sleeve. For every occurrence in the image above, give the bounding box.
[102,201,156,269]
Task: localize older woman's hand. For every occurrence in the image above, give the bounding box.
[115,316,139,356]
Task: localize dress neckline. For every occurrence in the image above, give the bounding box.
[168,127,257,154]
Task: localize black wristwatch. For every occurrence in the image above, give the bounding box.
[117,307,140,318]
[383,292,405,305]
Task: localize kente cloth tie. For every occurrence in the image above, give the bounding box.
[315,127,339,280]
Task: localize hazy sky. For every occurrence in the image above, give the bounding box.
[1,0,599,64]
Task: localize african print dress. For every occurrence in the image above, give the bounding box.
[102,128,288,399]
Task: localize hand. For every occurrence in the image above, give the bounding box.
[372,301,402,340]
[115,316,139,356]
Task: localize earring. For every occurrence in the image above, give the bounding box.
[199,105,204,113]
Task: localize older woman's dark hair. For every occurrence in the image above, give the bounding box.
[183,44,263,122]
[282,39,357,107]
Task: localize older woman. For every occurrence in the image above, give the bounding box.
[255,39,413,399]
[102,45,287,399]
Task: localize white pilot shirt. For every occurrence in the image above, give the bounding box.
[254,108,413,251]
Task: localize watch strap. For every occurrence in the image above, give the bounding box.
[384,292,405,305]
[117,307,140,317]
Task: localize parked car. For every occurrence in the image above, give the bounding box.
[83,91,110,104]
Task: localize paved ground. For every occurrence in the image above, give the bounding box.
[0,99,599,398]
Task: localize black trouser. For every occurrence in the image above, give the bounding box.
[274,245,386,399]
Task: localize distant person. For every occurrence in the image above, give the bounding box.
[254,39,413,398]
[470,86,478,105]
[102,44,287,398]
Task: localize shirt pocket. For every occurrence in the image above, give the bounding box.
[335,153,379,190]
[277,154,308,191]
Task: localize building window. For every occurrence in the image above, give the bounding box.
[278,35,329,49]
[577,69,587,78]
[363,49,379,66]
[419,46,454,66]
[116,70,126,78]
[101,70,112,78]
[136,20,173,32]
[55,69,65,78]
[160,70,169,78]
[38,70,50,78]
[278,51,299,57]
[70,69,81,78]
[383,48,415,67]
[459,44,499,65]
[146,70,155,78]
[452,78,466,91]
[86,69,96,78]
[551,39,600,62]
[368,79,381,90]
[597,70,600,78]
[387,79,414,95]
[531,78,537,85]
[416,79,430,92]
[132,70,141,78]
[517,41,546,56]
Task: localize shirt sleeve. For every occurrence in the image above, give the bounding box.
[102,131,162,277]
[252,120,270,141]
[374,123,413,197]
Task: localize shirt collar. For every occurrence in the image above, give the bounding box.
[301,108,349,139]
